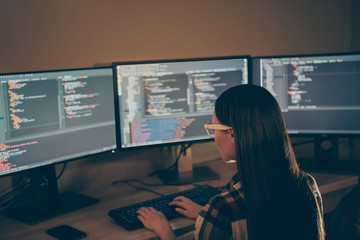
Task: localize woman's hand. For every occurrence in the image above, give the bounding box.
[169,196,203,219]
[137,207,175,240]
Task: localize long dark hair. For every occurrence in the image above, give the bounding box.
[215,85,325,240]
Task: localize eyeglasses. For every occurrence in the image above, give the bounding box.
[204,123,232,139]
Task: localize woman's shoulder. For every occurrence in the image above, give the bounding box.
[202,188,247,221]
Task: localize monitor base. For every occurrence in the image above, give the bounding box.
[158,166,220,185]
[3,191,99,225]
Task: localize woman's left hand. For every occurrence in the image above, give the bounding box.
[169,196,203,219]
[137,207,176,240]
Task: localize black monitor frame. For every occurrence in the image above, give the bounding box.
[112,55,251,151]
[0,66,117,224]
[252,52,360,174]
[112,55,250,184]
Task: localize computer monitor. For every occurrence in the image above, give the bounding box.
[113,56,250,183]
[0,67,117,223]
[252,52,360,174]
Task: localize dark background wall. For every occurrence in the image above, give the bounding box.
[0,0,358,192]
[0,0,354,73]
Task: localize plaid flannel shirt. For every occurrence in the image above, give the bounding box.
[193,173,322,240]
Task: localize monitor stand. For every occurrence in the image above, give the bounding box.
[296,135,339,171]
[3,165,99,224]
[296,135,360,174]
[158,145,220,185]
[314,135,339,169]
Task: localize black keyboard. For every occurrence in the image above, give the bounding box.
[108,185,222,230]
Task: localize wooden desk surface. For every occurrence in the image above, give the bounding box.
[0,160,358,240]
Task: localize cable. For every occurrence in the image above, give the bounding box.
[0,181,31,211]
[113,180,165,197]
[0,175,30,202]
[148,143,193,177]
[291,140,314,147]
[112,178,196,187]
[0,164,68,211]
[0,186,33,212]
[0,185,13,197]
[56,162,67,180]
[148,146,183,176]
[111,178,213,198]
[112,179,165,187]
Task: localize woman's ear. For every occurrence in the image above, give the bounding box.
[228,128,235,143]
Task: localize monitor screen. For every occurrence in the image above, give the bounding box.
[0,67,117,177]
[252,52,360,135]
[114,56,249,148]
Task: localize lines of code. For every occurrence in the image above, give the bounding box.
[287,64,313,105]
[193,71,243,113]
[144,74,188,116]
[0,68,116,176]
[116,59,248,147]
[286,60,358,109]
[8,81,37,129]
[194,73,220,113]
[130,117,195,144]
[62,76,100,119]
[0,141,38,171]
[260,58,360,110]
[5,79,60,138]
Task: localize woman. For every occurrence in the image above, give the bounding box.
[137,85,325,240]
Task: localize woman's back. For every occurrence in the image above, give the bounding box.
[214,85,325,240]
[193,173,323,240]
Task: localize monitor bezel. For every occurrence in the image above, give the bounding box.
[0,66,118,178]
[252,51,360,137]
[112,55,251,150]
[252,51,360,61]
[252,52,360,175]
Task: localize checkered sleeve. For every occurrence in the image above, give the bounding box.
[193,194,234,240]
[224,174,241,191]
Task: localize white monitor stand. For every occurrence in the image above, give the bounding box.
[158,145,220,185]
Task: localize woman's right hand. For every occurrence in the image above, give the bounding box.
[169,196,203,219]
